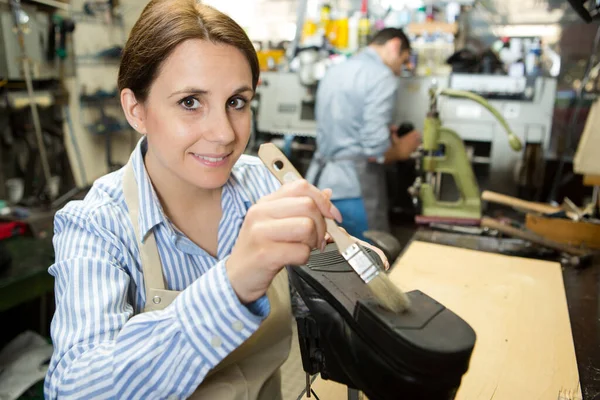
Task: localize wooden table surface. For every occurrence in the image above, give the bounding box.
[412,229,600,400]
[391,241,580,399]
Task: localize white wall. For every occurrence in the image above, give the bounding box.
[204,0,298,43]
[62,0,147,187]
[62,0,298,187]
[63,0,306,187]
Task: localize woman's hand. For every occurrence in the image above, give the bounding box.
[226,179,343,304]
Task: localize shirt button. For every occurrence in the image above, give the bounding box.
[232,320,244,332]
[211,336,222,348]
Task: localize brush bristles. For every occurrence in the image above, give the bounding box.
[368,273,411,313]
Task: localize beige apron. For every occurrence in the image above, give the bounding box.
[122,155,293,400]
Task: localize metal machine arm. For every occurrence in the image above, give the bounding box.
[436,88,523,152]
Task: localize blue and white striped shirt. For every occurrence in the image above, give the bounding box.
[45,138,283,399]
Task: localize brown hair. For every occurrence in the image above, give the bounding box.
[118,0,259,103]
[369,28,411,52]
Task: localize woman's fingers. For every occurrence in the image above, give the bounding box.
[260,179,342,223]
[253,197,327,246]
[260,217,323,250]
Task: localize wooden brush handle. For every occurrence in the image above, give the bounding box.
[257,143,354,251]
[481,191,561,215]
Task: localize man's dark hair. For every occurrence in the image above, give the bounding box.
[369,28,411,52]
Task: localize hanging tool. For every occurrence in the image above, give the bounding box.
[428,223,494,236]
[258,143,410,313]
[562,197,585,221]
[524,213,600,250]
[9,0,56,200]
[409,84,522,222]
[482,190,564,215]
[484,189,597,221]
[481,217,590,257]
[481,217,595,268]
[47,14,76,62]
[482,190,600,249]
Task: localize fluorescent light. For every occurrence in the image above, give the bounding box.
[492,24,561,40]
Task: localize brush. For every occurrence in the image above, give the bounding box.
[257,143,411,313]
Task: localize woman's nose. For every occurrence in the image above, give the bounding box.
[204,109,236,144]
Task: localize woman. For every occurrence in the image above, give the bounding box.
[44,1,388,399]
[45,0,390,400]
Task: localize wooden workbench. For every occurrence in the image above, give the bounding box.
[297,229,599,400]
[392,241,580,399]
[407,229,600,400]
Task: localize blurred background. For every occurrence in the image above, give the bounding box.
[1,0,600,398]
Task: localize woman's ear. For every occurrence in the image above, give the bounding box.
[121,88,147,134]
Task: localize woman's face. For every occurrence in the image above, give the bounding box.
[140,39,254,190]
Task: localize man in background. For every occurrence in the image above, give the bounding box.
[306,28,421,240]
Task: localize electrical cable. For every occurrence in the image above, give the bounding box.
[547,22,600,203]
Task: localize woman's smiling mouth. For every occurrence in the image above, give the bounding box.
[190,152,232,167]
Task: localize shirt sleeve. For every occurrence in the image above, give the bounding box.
[360,73,398,158]
[44,210,268,400]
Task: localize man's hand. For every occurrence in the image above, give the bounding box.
[384,130,421,163]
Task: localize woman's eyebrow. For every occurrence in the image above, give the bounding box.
[169,86,253,98]
[169,87,209,98]
[232,85,253,94]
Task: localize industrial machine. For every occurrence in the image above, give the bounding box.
[409,83,522,221]
[252,70,319,177]
[0,2,57,81]
[395,75,557,197]
[256,71,318,137]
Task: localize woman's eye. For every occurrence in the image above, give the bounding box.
[228,97,247,110]
[179,96,200,110]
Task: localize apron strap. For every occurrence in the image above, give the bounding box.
[122,153,176,310]
[312,158,326,188]
[312,154,368,188]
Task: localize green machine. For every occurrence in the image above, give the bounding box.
[410,84,523,220]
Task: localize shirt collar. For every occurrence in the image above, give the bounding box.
[130,137,169,241]
[361,46,386,67]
